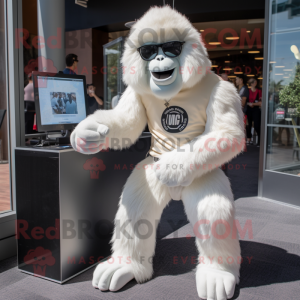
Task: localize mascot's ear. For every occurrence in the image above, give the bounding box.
[179,34,212,89]
[122,6,211,91]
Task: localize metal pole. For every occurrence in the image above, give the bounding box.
[258,0,271,197]
[37,0,66,72]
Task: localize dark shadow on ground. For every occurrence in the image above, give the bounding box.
[151,238,300,299]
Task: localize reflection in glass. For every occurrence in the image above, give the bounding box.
[0,110,10,212]
[0,110,10,213]
[266,0,300,177]
[266,126,300,176]
[0,2,11,212]
[268,34,300,127]
[104,40,123,109]
[271,0,300,33]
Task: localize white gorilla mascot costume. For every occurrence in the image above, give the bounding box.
[71,6,244,300]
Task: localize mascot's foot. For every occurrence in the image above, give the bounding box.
[196,266,236,300]
[92,261,134,292]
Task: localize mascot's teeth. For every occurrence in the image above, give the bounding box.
[151,68,175,79]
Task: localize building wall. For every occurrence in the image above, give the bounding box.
[65,0,265,32]
[65,28,109,98]
[23,0,38,35]
[65,28,93,84]
[92,29,108,99]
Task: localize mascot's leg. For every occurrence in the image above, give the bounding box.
[92,156,171,291]
[182,168,240,300]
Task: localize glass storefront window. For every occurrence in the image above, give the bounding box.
[266,0,300,176]
[0,111,10,213]
[103,38,125,110]
[109,19,265,90]
[195,19,264,86]
[0,0,11,213]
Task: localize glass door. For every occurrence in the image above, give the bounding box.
[0,0,11,215]
[261,0,300,205]
[103,37,125,110]
[0,111,10,214]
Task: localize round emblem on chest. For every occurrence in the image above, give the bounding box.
[161,106,189,133]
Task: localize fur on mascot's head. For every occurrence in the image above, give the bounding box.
[121,6,212,99]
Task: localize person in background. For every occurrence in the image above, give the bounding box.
[63,54,78,75]
[24,73,34,102]
[71,93,77,103]
[24,73,35,134]
[57,92,66,114]
[220,73,229,81]
[65,93,78,114]
[61,92,68,107]
[51,92,60,114]
[235,74,248,109]
[86,83,103,115]
[235,74,249,147]
[247,77,262,146]
[61,92,67,103]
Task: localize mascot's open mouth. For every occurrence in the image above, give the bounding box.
[151,68,175,80]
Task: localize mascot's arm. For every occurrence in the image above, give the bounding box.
[71,86,147,154]
[155,80,245,186]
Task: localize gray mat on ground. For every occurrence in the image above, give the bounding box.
[1,197,300,300]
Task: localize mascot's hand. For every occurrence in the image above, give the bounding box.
[154,153,195,187]
[70,119,109,154]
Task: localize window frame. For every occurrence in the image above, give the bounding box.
[258,0,300,207]
[0,0,25,260]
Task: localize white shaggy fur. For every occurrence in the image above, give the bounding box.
[155,80,245,187]
[91,156,171,290]
[71,6,244,299]
[122,6,211,94]
[71,86,147,152]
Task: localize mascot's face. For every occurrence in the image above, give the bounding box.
[138,41,183,99]
[122,6,211,100]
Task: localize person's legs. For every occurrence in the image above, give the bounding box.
[25,112,35,135]
[246,108,253,143]
[92,156,171,291]
[243,114,248,150]
[182,168,240,299]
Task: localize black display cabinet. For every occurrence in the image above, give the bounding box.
[15,134,151,283]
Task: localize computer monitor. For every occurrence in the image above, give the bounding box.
[32,71,88,132]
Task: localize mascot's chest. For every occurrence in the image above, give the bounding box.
[140,73,221,157]
[141,83,212,157]
[141,82,211,137]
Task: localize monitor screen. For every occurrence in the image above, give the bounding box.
[33,72,88,131]
[37,75,86,125]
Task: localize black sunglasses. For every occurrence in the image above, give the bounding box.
[137,41,185,61]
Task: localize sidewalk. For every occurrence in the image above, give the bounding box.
[0,163,10,212]
[1,197,300,299]
[3,147,300,299]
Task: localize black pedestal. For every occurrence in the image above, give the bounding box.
[15,135,151,283]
